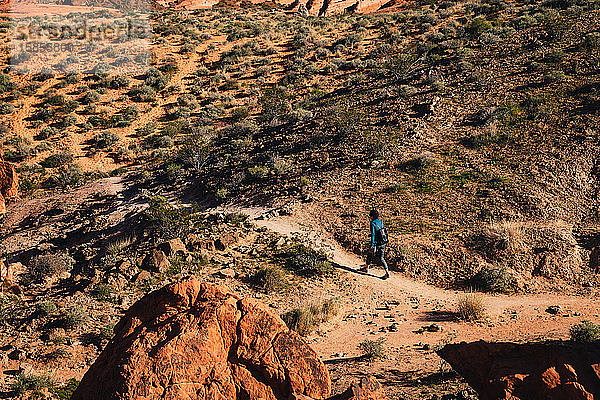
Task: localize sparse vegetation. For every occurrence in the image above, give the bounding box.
[359,337,386,359]
[457,293,486,321]
[11,371,54,395]
[281,298,340,336]
[25,253,75,283]
[279,243,335,277]
[570,321,600,343]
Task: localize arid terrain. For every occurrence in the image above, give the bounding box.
[0,0,600,398]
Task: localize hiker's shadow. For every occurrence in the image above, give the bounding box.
[332,262,382,278]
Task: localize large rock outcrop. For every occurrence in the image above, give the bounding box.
[0,156,18,214]
[72,278,332,400]
[437,340,600,400]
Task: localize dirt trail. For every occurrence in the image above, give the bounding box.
[223,205,600,369]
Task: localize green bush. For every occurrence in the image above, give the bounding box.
[0,102,15,114]
[56,305,88,330]
[50,378,79,400]
[11,372,54,395]
[35,300,58,316]
[47,164,85,188]
[41,152,74,168]
[466,266,517,293]
[144,196,201,240]
[0,73,16,93]
[38,126,60,140]
[359,337,386,359]
[570,321,600,343]
[81,90,101,104]
[280,243,335,277]
[93,131,120,149]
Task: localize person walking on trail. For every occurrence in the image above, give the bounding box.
[362,209,390,279]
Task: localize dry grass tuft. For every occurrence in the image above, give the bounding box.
[457,293,486,321]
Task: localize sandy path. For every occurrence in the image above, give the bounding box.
[222,205,600,370]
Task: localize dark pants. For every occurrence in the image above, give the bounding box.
[366,246,389,273]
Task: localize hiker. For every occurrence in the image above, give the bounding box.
[362,209,390,279]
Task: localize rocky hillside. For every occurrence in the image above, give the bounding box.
[2,1,599,293]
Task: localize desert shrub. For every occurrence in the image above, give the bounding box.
[135,122,156,137]
[35,68,55,81]
[129,85,157,102]
[543,69,566,83]
[0,73,16,93]
[46,164,86,188]
[93,131,120,149]
[11,371,54,395]
[50,378,79,400]
[56,306,88,330]
[231,106,250,121]
[91,62,111,77]
[399,151,436,172]
[0,102,15,114]
[397,85,418,98]
[41,152,74,168]
[281,298,340,336]
[145,68,170,90]
[470,221,523,260]
[247,165,270,181]
[457,293,486,321]
[143,134,173,149]
[31,107,54,123]
[64,72,80,84]
[467,17,493,36]
[359,337,386,359]
[280,243,334,277]
[35,300,58,316]
[108,74,131,89]
[46,94,66,106]
[144,196,201,240]
[92,283,120,303]
[252,266,288,293]
[38,126,60,140]
[467,266,517,293]
[570,321,600,343]
[582,32,600,50]
[25,253,75,283]
[81,90,101,104]
[60,114,77,128]
[260,86,291,122]
[177,94,198,109]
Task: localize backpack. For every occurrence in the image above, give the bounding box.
[374,220,389,246]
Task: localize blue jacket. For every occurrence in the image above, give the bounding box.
[370,219,385,247]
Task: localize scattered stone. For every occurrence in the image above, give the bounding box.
[114,260,138,279]
[8,349,24,361]
[133,270,151,284]
[141,249,170,273]
[546,305,562,315]
[215,233,237,251]
[218,268,236,278]
[157,238,187,257]
[333,376,388,400]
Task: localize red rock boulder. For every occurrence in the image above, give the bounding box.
[72,278,331,400]
[0,157,18,214]
[437,340,600,400]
